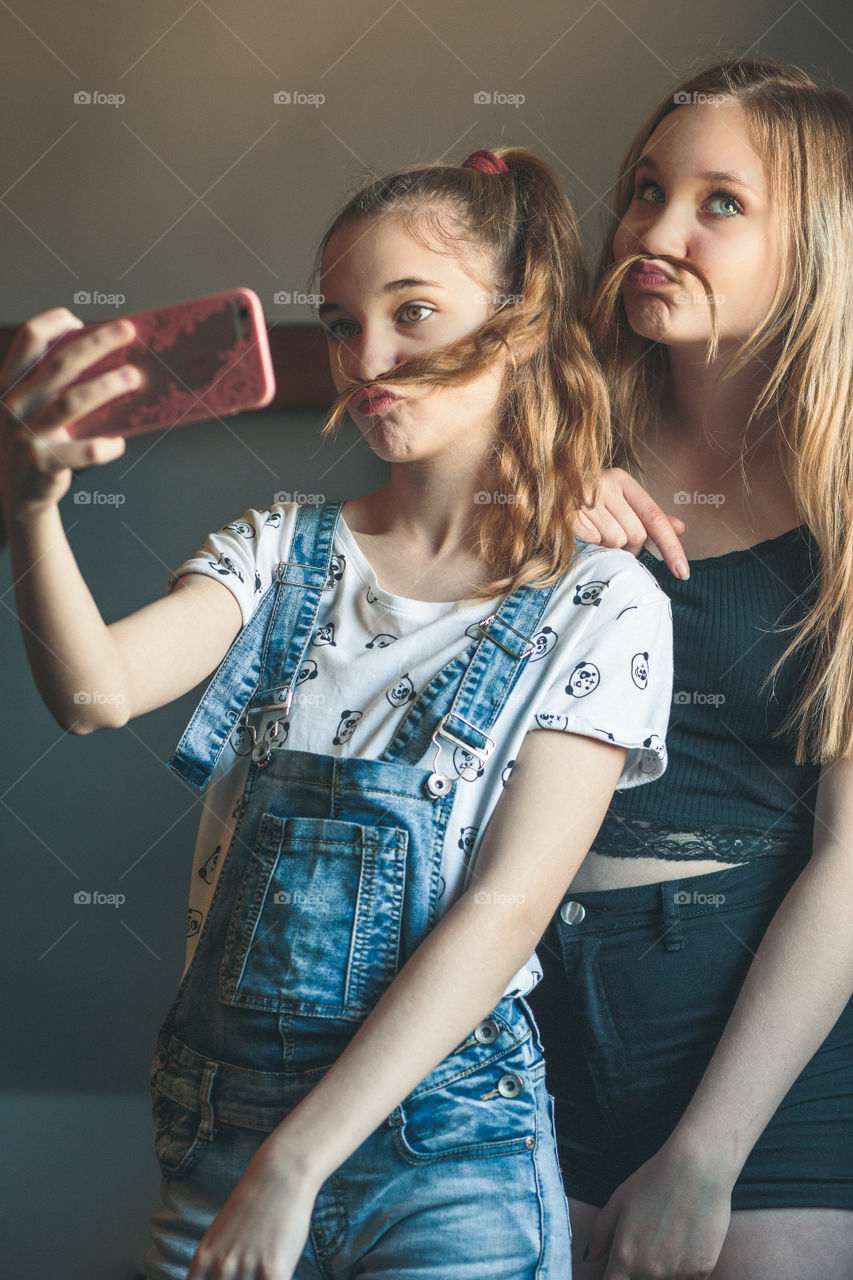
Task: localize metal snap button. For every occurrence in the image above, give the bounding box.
[473,1018,499,1045]
[559,899,586,925]
[497,1072,523,1099]
[252,742,272,764]
[425,772,452,798]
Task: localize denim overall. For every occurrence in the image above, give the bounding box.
[143,501,573,1280]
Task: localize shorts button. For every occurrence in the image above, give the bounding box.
[425,772,452,798]
[474,1018,499,1045]
[560,899,586,925]
[497,1072,523,1099]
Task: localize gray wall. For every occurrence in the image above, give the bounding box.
[1,3,851,1276]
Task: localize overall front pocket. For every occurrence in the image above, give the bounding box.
[219,813,408,1019]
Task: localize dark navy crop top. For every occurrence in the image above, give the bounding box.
[592,524,823,861]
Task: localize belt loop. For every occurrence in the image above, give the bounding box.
[198,1060,219,1141]
[659,880,686,951]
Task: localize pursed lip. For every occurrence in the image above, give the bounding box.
[626,258,678,283]
[350,385,401,414]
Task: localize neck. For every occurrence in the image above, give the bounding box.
[661,342,779,458]
[354,459,492,558]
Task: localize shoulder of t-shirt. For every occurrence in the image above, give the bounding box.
[557,540,671,614]
[167,500,303,628]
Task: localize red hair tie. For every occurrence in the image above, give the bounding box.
[462,149,509,175]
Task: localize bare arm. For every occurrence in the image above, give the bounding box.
[586,756,853,1279]
[1,308,243,733]
[183,729,629,1279]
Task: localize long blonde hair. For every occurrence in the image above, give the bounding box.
[591,58,853,765]
[308,147,611,601]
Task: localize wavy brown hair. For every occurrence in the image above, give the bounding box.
[591,58,853,765]
[307,147,611,601]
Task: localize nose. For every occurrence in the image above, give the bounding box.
[342,325,402,385]
[622,200,688,262]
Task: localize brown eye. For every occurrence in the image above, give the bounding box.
[400,304,433,324]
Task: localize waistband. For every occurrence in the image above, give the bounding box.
[150,995,539,1133]
[553,846,811,937]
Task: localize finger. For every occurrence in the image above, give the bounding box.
[0,308,85,395]
[617,474,691,579]
[575,510,602,542]
[4,317,137,422]
[579,505,630,549]
[585,1202,617,1265]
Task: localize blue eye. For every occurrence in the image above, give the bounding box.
[634,178,664,203]
[706,191,743,218]
[326,319,358,340]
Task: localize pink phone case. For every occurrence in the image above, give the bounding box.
[43,287,276,440]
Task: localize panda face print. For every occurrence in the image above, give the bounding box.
[535,712,570,731]
[208,553,244,583]
[366,633,398,649]
[264,511,282,529]
[313,623,336,647]
[262,716,289,747]
[573,580,608,607]
[529,626,557,662]
[187,908,203,938]
[296,660,318,685]
[230,719,254,756]
[639,734,666,773]
[366,586,378,604]
[458,826,478,863]
[223,520,254,540]
[333,709,362,745]
[326,554,345,589]
[386,674,416,708]
[566,661,600,698]
[501,759,515,787]
[632,652,649,690]
[198,846,221,885]
[452,744,485,782]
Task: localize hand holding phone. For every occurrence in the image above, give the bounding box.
[40,287,276,440]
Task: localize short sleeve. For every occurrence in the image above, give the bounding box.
[529,566,674,790]
[166,503,298,629]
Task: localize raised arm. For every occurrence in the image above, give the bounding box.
[576,466,690,579]
[182,727,629,1280]
[1,308,243,733]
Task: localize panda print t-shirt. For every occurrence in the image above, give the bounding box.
[167,501,674,998]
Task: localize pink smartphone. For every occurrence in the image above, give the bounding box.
[42,287,276,439]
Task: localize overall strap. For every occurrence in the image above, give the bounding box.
[167,502,344,790]
[379,574,563,771]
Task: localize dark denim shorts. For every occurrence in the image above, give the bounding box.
[528,852,853,1210]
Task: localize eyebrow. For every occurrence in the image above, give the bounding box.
[318,278,445,317]
[635,154,760,196]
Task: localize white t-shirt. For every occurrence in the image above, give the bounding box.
[167,501,674,998]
